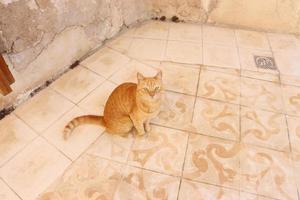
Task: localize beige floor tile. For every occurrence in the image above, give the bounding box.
[192,98,240,141]
[236,30,270,50]
[198,69,240,104]
[128,125,188,176]
[43,106,105,160]
[0,179,21,200]
[240,192,274,200]
[274,51,300,77]
[183,134,240,189]
[238,48,273,72]
[105,35,133,54]
[109,59,158,84]
[267,33,300,52]
[165,41,203,64]
[159,62,200,95]
[203,25,236,46]
[38,154,123,200]
[81,47,131,78]
[241,78,283,113]
[203,43,240,69]
[51,66,104,103]
[281,74,300,87]
[115,166,180,200]
[14,88,74,133]
[287,116,300,154]
[133,21,169,39]
[0,138,70,200]
[78,81,117,114]
[293,154,300,194]
[128,38,166,61]
[178,179,240,200]
[241,70,280,83]
[87,132,134,163]
[169,23,202,43]
[282,84,300,116]
[152,91,195,131]
[241,107,289,151]
[0,114,36,166]
[239,145,298,200]
[202,65,240,76]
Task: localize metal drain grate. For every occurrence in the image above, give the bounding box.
[254,56,277,70]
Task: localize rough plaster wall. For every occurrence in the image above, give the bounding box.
[149,0,300,34]
[0,0,151,109]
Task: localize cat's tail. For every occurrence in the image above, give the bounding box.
[63,115,105,140]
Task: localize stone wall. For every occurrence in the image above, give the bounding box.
[149,0,300,34]
[0,0,151,109]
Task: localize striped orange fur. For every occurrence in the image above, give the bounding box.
[63,71,163,140]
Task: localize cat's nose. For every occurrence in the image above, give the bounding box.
[149,92,155,97]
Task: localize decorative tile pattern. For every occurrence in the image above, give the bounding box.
[282,84,300,116]
[241,107,289,151]
[159,62,200,95]
[165,41,203,64]
[198,69,240,104]
[152,91,195,131]
[87,132,134,163]
[128,125,188,176]
[50,66,105,103]
[0,138,70,200]
[241,78,283,113]
[14,88,74,133]
[38,155,123,200]
[192,98,240,141]
[43,106,105,160]
[203,43,240,69]
[81,47,131,78]
[1,22,300,200]
[178,180,240,200]
[116,166,180,200]
[0,114,36,166]
[239,145,298,200]
[286,116,300,154]
[183,134,240,189]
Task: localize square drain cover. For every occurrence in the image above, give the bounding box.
[254,56,277,70]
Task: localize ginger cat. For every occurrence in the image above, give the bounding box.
[63,71,163,140]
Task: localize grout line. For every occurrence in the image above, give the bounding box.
[0,176,24,200]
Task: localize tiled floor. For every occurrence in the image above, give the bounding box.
[1,21,300,200]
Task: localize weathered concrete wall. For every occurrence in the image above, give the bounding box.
[0,0,151,109]
[1,0,300,109]
[149,0,300,35]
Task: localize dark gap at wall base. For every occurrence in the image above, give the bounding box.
[0,60,80,121]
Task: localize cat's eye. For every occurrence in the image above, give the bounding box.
[155,87,160,91]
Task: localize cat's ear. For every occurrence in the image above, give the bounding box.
[155,70,162,80]
[137,72,144,82]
